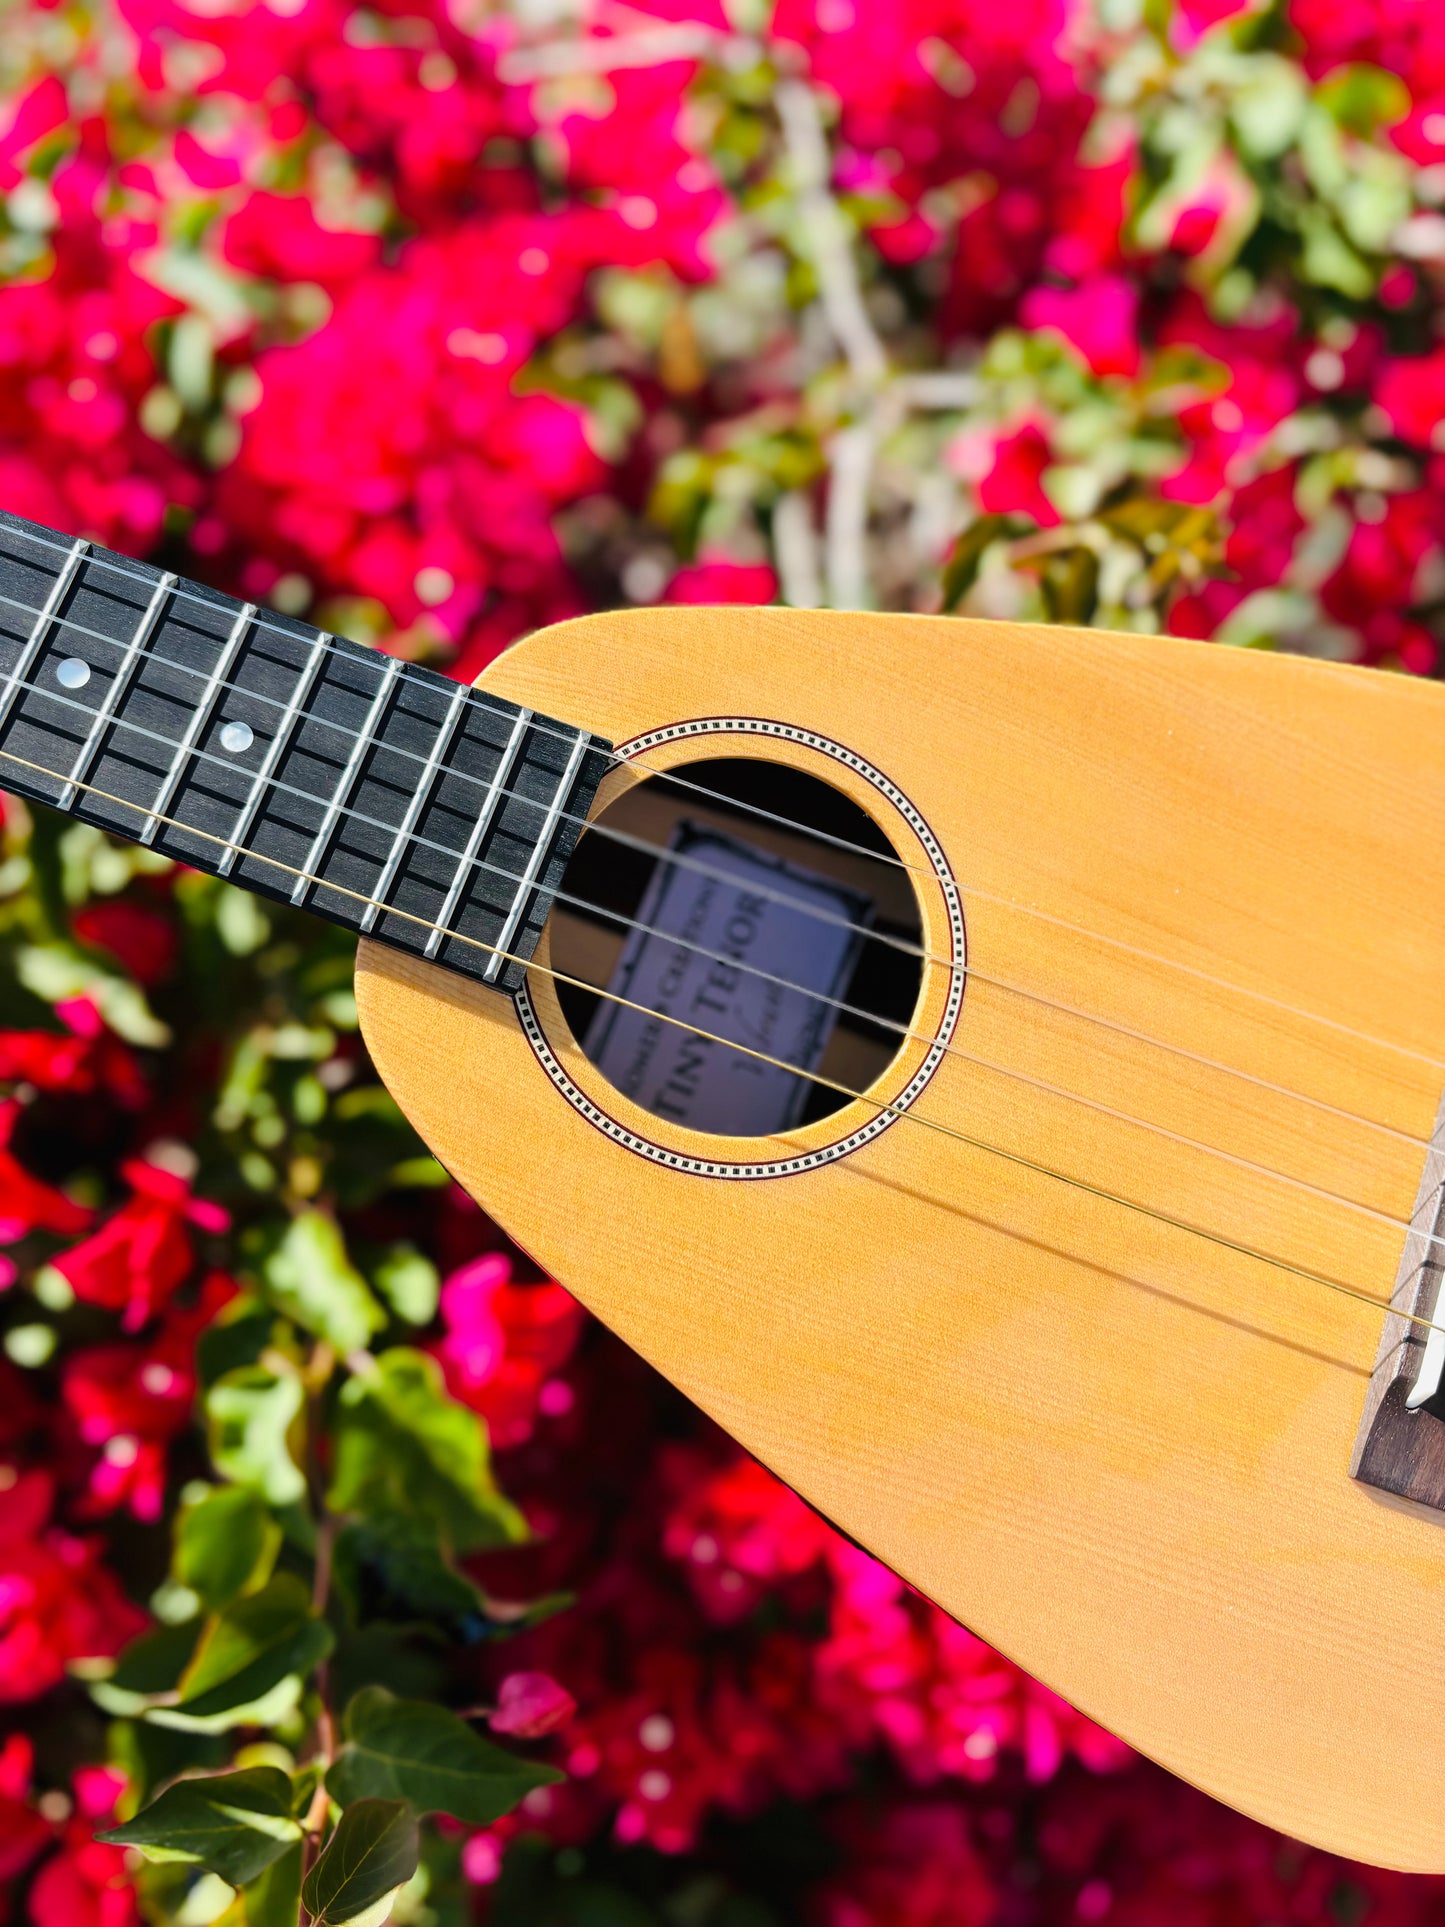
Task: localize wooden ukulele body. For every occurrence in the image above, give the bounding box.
[356,607,1445,1870]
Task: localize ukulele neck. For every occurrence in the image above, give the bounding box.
[0,509,610,993]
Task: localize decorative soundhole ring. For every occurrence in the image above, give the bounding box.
[515,716,965,1180]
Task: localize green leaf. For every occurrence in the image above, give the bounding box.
[176,1486,281,1610]
[328,1349,525,1554]
[262,1210,385,1354]
[327,1686,561,1823]
[207,1366,307,1507]
[332,1517,484,1627]
[106,1620,205,1697]
[196,1298,276,1389]
[941,514,1022,612]
[371,1244,438,1326]
[97,1767,301,1887]
[238,1841,303,1927]
[301,1800,418,1927]
[177,1574,334,1719]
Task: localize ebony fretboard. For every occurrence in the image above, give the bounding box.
[0,509,611,994]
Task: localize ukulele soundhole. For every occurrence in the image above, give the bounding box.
[548,757,925,1138]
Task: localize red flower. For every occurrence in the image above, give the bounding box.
[52,1160,228,1333]
[0,1468,145,1703]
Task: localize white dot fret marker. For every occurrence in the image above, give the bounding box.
[55,657,90,689]
[220,720,253,754]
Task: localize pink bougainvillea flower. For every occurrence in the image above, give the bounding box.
[0,1100,91,1245]
[27,1764,140,1927]
[72,900,178,989]
[1020,275,1140,378]
[812,1800,996,1927]
[489,1669,578,1738]
[434,1251,583,1448]
[51,1159,228,1332]
[0,1468,146,1702]
[664,555,778,604]
[222,190,383,292]
[1376,348,1445,447]
[976,422,1060,525]
[0,1731,50,1885]
[58,1280,229,1520]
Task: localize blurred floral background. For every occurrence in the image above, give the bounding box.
[3,0,1445,1921]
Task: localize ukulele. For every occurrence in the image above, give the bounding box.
[2,503,1444,1874]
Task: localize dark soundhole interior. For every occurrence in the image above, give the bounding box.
[550,757,926,1138]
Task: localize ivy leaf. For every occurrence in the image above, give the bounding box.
[301,1799,418,1927]
[175,1486,280,1610]
[262,1211,385,1354]
[96,1767,301,1887]
[236,1841,303,1927]
[177,1574,333,1720]
[326,1686,561,1823]
[327,1349,525,1554]
[207,1366,307,1507]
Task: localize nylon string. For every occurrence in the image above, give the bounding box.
[1,532,1441,1074]
[0,737,1440,1350]
[1,644,1440,1266]
[0,575,1441,1162]
[0,579,1430,1156]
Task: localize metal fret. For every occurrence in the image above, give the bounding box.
[58,571,177,809]
[292,654,401,905]
[140,600,256,845]
[359,678,469,934]
[424,706,532,960]
[482,729,590,983]
[217,629,329,878]
[0,537,88,737]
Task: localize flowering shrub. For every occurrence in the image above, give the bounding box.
[3,0,1445,1921]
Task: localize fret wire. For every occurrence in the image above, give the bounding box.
[2,729,1443,1348]
[0,575,944,978]
[291,653,401,907]
[58,571,177,810]
[141,600,256,846]
[360,678,468,935]
[0,518,948,896]
[424,705,532,961]
[216,629,330,880]
[0,537,88,739]
[483,726,591,983]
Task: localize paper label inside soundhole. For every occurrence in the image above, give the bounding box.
[583,822,874,1136]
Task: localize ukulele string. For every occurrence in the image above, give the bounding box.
[1,737,1440,1343]
[0,588,1439,1139]
[3,643,1440,1254]
[3,536,1443,1075]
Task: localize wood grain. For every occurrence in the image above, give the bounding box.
[356,608,1445,1870]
